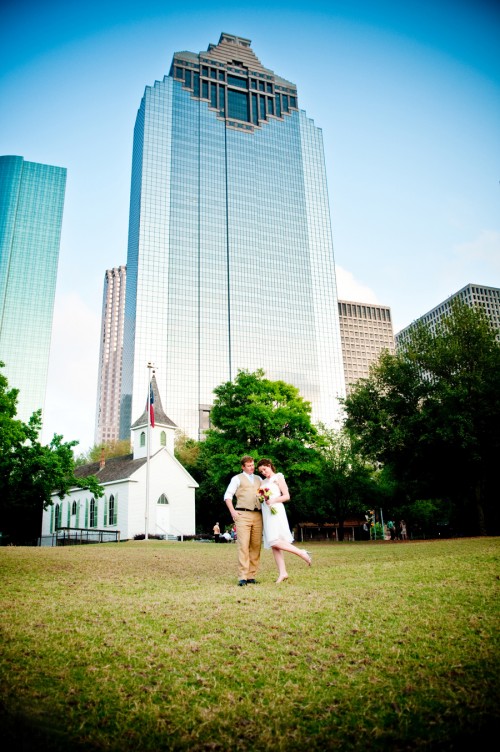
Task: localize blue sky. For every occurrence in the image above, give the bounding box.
[1,0,499,451]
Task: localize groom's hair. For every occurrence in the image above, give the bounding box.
[240,455,254,466]
[257,458,276,473]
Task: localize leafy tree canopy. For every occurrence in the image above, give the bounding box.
[343,301,500,534]
[75,439,132,466]
[174,430,200,475]
[196,370,322,530]
[0,363,103,544]
[314,426,382,535]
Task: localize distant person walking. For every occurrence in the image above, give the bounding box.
[213,522,220,543]
[399,520,407,540]
[387,520,396,541]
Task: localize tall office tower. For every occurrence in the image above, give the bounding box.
[0,155,66,424]
[95,266,127,446]
[395,283,500,347]
[120,33,345,439]
[338,300,395,395]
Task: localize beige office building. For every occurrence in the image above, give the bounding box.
[396,283,500,346]
[338,300,395,394]
[95,266,126,445]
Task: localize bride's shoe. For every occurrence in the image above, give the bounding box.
[302,550,312,566]
[276,574,289,584]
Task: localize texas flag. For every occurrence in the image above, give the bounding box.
[149,383,155,428]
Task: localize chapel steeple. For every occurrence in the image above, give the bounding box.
[131,375,176,458]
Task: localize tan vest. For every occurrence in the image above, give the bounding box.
[235,473,261,511]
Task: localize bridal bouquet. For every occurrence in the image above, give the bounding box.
[258,487,277,514]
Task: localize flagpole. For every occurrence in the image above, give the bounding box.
[145,362,155,540]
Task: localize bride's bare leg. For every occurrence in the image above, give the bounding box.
[273,540,311,565]
[272,547,288,582]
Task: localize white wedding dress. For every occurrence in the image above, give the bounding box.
[260,473,294,549]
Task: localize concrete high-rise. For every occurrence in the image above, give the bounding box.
[338,300,395,394]
[95,266,127,445]
[120,33,345,439]
[395,284,500,346]
[0,155,66,424]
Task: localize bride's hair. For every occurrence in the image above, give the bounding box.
[257,458,276,472]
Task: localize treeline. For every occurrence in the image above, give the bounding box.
[181,301,500,538]
[1,301,498,544]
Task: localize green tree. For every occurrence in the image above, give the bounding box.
[75,439,132,466]
[196,370,322,531]
[343,301,500,535]
[0,363,103,544]
[315,426,382,540]
[174,430,200,475]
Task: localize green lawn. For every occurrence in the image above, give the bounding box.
[0,538,498,751]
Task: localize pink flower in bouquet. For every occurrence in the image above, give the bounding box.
[258,487,277,514]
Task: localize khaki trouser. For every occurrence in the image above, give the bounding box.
[235,511,263,580]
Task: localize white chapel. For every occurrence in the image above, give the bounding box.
[40,377,198,543]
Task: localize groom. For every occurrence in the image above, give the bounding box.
[224,455,262,586]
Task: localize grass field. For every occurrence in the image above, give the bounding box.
[0,538,498,751]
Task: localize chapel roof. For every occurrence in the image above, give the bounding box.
[73,454,147,483]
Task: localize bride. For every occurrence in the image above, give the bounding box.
[257,458,312,583]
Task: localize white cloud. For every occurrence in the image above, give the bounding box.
[335,265,380,303]
[42,291,101,452]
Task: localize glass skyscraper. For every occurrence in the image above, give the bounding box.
[0,155,66,424]
[95,266,127,445]
[121,33,345,439]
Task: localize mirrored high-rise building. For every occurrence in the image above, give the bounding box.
[0,155,66,424]
[95,266,127,445]
[120,33,345,439]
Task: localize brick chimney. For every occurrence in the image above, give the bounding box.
[99,446,105,470]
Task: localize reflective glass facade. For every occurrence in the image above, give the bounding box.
[0,155,66,424]
[121,34,345,438]
[95,266,127,445]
